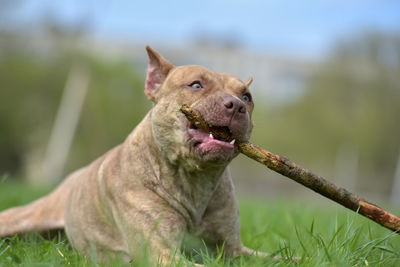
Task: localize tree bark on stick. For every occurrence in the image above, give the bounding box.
[180,104,400,233]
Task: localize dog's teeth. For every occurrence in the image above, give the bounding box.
[230,139,236,145]
[209,133,214,139]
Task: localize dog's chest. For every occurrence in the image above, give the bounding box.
[160,168,222,228]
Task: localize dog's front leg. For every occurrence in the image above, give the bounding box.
[112,189,190,265]
[197,169,269,259]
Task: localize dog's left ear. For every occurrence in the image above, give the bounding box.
[244,76,253,88]
[145,46,174,102]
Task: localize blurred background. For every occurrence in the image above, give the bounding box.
[1,0,400,205]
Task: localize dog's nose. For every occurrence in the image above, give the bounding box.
[223,96,246,115]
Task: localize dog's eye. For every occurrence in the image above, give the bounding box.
[190,81,203,89]
[242,93,252,102]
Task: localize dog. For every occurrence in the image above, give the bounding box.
[0,46,266,265]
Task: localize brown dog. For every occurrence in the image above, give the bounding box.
[0,46,265,265]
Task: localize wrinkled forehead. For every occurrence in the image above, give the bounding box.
[167,65,247,90]
[218,73,247,92]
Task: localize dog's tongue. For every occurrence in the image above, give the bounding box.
[188,127,235,146]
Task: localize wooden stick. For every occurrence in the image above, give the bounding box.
[180,104,400,233]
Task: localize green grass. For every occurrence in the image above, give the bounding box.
[1,180,400,266]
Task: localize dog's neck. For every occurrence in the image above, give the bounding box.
[125,110,228,229]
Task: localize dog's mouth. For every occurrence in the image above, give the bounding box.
[187,122,238,161]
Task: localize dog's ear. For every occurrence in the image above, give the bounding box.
[145,46,174,102]
[244,76,253,88]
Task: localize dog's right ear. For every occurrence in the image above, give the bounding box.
[145,46,174,102]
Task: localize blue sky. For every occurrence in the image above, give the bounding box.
[4,0,400,57]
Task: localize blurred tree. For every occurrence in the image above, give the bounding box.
[0,30,149,181]
[253,32,400,196]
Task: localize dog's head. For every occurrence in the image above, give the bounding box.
[145,46,254,168]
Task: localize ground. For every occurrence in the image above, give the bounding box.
[0,179,400,266]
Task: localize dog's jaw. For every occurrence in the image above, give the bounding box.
[151,105,238,168]
[187,123,239,163]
